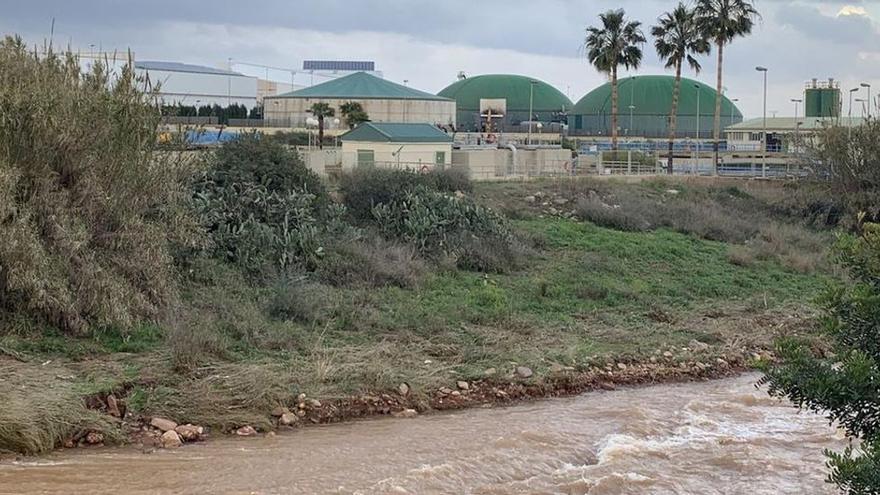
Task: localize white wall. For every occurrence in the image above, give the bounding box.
[137,68,258,108]
[263,97,456,127]
[340,141,452,170]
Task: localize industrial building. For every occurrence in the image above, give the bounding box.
[339,122,453,170]
[263,72,455,128]
[437,74,572,132]
[134,61,258,108]
[725,116,863,152]
[568,75,742,138]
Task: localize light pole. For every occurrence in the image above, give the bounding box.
[527,80,537,146]
[227,57,233,106]
[791,98,802,153]
[856,98,867,118]
[694,83,701,175]
[629,76,636,138]
[729,98,739,126]
[849,87,859,141]
[861,82,872,119]
[756,66,768,177]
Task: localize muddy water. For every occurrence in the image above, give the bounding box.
[0,374,844,495]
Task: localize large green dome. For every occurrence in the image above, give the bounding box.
[438,74,572,131]
[570,75,743,138]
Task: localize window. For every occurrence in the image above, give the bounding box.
[434,151,446,165]
[357,149,374,168]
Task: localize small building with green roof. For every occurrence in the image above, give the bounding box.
[263,72,455,129]
[569,75,743,138]
[339,122,453,170]
[437,74,572,132]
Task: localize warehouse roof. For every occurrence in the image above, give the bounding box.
[340,122,453,143]
[726,116,866,132]
[438,74,572,112]
[274,72,450,101]
[572,75,741,118]
[134,61,244,76]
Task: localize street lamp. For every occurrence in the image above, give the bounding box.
[861,82,871,119]
[756,66,768,177]
[856,98,867,118]
[694,83,701,175]
[730,98,739,126]
[527,80,538,146]
[791,99,802,155]
[849,87,860,140]
[629,76,636,138]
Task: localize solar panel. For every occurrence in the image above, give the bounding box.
[302,60,375,71]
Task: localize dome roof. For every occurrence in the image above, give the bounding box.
[438,74,573,113]
[573,75,742,118]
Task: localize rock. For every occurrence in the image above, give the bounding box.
[525,195,536,203]
[398,383,410,396]
[549,363,565,373]
[392,408,418,418]
[484,368,497,376]
[296,393,307,401]
[454,190,465,199]
[553,198,569,206]
[295,409,306,417]
[106,395,121,418]
[307,399,322,408]
[265,431,276,438]
[548,207,559,215]
[456,381,469,391]
[598,382,616,391]
[174,424,203,442]
[85,431,104,445]
[665,189,680,195]
[663,351,674,358]
[270,406,289,417]
[438,386,454,395]
[689,340,710,352]
[495,389,509,399]
[716,358,729,367]
[450,391,462,397]
[616,362,627,370]
[63,438,75,449]
[279,413,299,426]
[150,417,178,432]
[649,356,658,363]
[515,366,533,379]
[160,430,182,448]
[235,425,257,437]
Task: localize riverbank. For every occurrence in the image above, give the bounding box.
[1,177,835,456]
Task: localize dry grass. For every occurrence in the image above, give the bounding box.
[0,360,122,454]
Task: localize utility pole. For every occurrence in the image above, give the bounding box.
[756,66,768,178]
[527,80,537,146]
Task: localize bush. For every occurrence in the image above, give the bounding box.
[193,135,347,277]
[762,223,880,493]
[810,121,880,222]
[268,277,335,323]
[0,38,195,335]
[316,237,426,288]
[339,168,472,222]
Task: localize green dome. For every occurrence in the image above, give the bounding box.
[573,75,741,118]
[438,74,572,112]
[569,75,743,138]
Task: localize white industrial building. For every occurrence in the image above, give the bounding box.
[134,61,258,108]
[339,122,453,170]
[725,117,865,153]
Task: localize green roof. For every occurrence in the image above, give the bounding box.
[275,72,450,101]
[340,122,453,143]
[437,74,573,112]
[572,75,742,118]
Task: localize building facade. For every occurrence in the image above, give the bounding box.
[134,61,258,108]
[339,122,453,170]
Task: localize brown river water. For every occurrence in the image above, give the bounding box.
[0,373,845,495]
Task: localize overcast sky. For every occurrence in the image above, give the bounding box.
[4,0,880,118]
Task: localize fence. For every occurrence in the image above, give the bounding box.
[160,116,218,126]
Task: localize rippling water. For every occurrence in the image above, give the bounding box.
[0,373,844,494]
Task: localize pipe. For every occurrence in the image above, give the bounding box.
[507,143,517,176]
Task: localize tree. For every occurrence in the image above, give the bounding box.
[762,221,880,493]
[584,9,646,151]
[307,102,335,149]
[653,3,710,174]
[695,0,759,173]
[339,101,370,129]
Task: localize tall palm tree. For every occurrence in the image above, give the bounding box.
[653,3,710,174]
[585,9,646,151]
[695,0,759,172]
[307,102,335,149]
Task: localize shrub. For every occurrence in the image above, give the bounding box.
[371,186,519,272]
[339,168,472,222]
[762,223,880,493]
[0,38,195,335]
[268,277,335,323]
[316,237,426,288]
[193,135,347,277]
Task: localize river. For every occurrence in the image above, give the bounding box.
[0,373,844,494]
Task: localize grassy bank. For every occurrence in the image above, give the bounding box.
[1,175,836,454]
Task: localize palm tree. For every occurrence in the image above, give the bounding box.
[339,101,370,129]
[307,102,335,149]
[695,0,759,172]
[584,9,646,151]
[653,3,710,174]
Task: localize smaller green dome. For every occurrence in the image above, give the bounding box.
[438,74,572,113]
